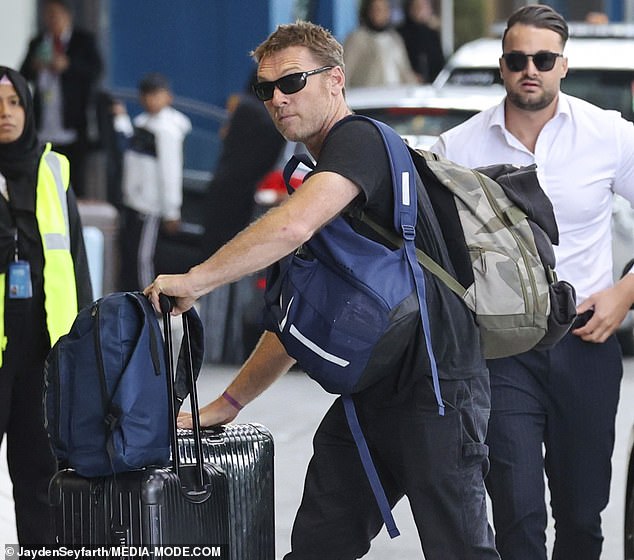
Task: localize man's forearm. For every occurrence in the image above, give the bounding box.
[224,331,296,407]
[186,202,308,297]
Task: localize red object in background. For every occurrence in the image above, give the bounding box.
[254,170,303,206]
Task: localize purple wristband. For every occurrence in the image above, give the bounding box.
[222,390,243,411]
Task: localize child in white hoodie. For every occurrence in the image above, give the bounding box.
[113,72,191,291]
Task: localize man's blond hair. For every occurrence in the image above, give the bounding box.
[251,20,344,70]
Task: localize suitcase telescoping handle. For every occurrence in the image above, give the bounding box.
[159,294,207,499]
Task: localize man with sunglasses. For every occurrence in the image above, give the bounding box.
[146,20,499,560]
[432,4,634,560]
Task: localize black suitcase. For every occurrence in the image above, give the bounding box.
[49,297,274,559]
[177,424,275,560]
[49,464,229,553]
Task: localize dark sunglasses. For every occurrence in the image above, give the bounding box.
[253,66,334,101]
[501,51,563,73]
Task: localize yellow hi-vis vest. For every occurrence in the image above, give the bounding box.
[0,144,78,367]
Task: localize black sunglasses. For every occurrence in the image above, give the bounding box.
[501,51,563,73]
[253,66,334,101]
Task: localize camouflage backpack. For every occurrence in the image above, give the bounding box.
[358,148,576,359]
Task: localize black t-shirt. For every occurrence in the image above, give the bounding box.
[311,117,486,398]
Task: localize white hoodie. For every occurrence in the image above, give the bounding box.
[115,106,192,220]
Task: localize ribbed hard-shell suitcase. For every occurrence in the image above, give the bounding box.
[178,424,275,560]
[50,425,274,559]
[49,296,274,558]
[49,464,229,552]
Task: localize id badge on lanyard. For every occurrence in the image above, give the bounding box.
[8,229,32,299]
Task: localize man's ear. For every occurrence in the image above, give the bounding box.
[330,66,346,94]
[560,56,569,79]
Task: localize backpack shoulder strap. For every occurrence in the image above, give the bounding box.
[98,292,165,471]
[354,208,467,299]
[173,306,205,412]
[346,115,444,415]
[129,291,163,375]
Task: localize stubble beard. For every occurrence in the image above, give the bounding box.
[506,85,557,112]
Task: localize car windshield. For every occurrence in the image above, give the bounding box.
[445,68,502,87]
[564,69,634,121]
[353,107,480,138]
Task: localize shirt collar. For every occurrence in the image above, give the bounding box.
[489,98,507,131]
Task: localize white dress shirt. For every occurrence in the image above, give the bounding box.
[431,92,634,303]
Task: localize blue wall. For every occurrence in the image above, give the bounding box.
[106,0,357,170]
[107,0,285,170]
[108,0,280,107]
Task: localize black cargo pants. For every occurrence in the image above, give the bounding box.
[284,375,500,559]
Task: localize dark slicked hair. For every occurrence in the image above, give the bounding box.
[503,4,569,49]
[251,20,344,70]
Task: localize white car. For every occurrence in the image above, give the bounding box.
[431,25,634,354]
[346,83,505,149]
[433,22,634,122]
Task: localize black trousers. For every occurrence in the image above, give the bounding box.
[284,376,499,560]
[485,333,623,560]
[119,207,161,292]
[52,140,88,199]
[0,307,55,545]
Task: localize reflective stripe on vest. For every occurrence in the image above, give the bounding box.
[0,146,78,367]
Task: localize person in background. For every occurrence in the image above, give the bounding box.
[113,72,191,292]
[154,69,287,364]
[201,70,286,259]
[584,11,609,25]
[145,20,498,559]
[397,0,445,83]
[20,0,102,199]
[195,70,287,364]
[344,0,418,88]
[0,66,92,546]
[431,5,634,559]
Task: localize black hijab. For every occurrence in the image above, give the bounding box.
[0,66,43,184]
[0,67,44,272]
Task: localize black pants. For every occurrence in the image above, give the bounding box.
[119,207,161,292]
[52,140,88,199]
[485,333,623,560]
[0,307,55,545]
[284,376,499,560]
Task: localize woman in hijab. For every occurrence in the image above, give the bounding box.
[0,66,92,546]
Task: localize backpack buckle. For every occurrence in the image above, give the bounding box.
[401,224,415,241]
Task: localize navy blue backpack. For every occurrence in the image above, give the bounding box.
[263,116,444,538]
[44,291,204,478]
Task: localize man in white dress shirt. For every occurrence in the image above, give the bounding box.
[432,4,634,560]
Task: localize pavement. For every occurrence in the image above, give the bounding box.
[1,357,634,559]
